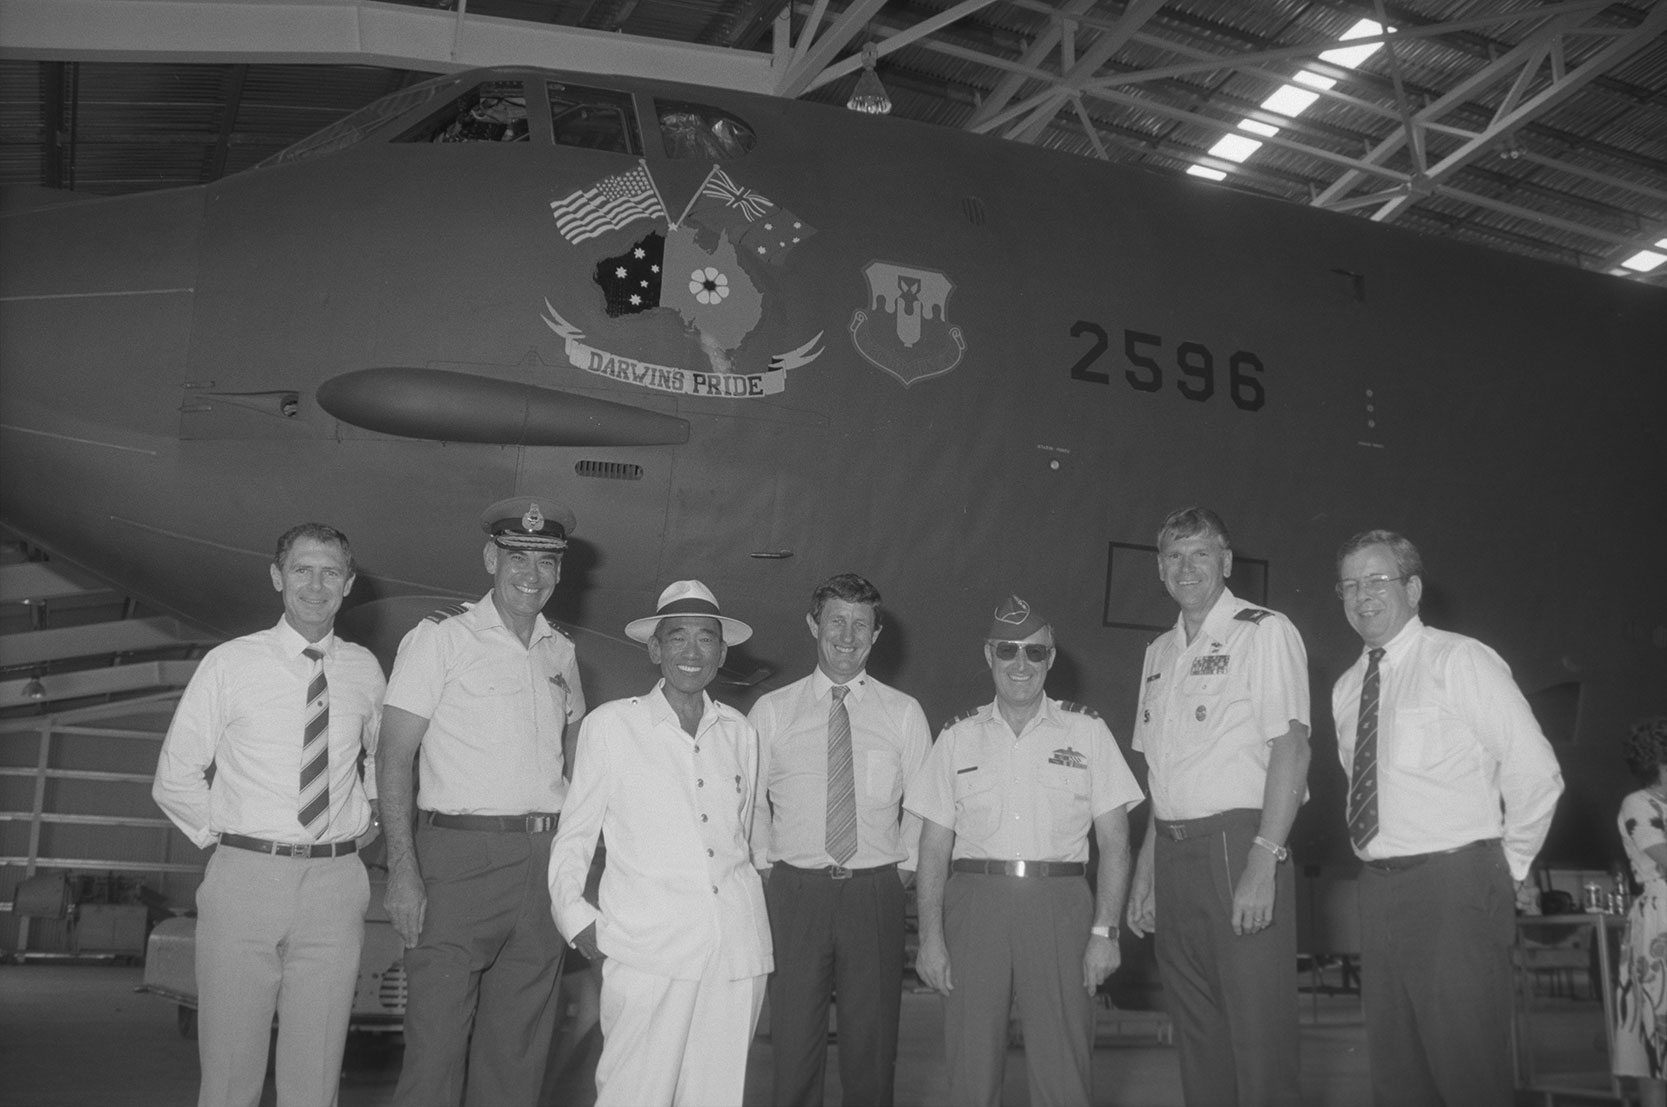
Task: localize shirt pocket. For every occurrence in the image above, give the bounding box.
[1039,762,1090,824]
[459,670,524,698]
[952,770,1001,842]
[1387,706,1440,769]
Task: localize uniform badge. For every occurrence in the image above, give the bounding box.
[1048,747,1087,770]
[1143,709,1151,724]
[549,674,569,694]
[1196,705,1208,722]
[1190,655,1230,676]
[522,502,545,532]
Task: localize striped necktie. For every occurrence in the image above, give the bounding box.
[1347,648,1386,852]
[825,684,857,865]
[298,646,330,838]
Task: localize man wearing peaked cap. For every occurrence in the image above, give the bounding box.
[378,494,586,1107]
[549,580,772,1107]
[1129,507,1311,1107]
[906,595,1143,1107]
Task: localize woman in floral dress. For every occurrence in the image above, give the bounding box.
[1616,716,1667,1107]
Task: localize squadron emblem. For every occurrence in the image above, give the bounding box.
[849,262,967,387]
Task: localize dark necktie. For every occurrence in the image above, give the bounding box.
[298,646,330,838]
[825,685,857,865]
[1347,647,1386,852]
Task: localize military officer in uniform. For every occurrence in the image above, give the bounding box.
[379,496,585,1107]
[907,595,1142,1107]
[1127,506,1310,1107]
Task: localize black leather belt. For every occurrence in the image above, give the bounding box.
[218,832,358,858]
[1363,838,1500,873]
[423,811,559,833]
[952,859,1085,878]
[778,861,897,881]
[1154,809,1259,841]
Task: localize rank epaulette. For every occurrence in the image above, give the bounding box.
[423,601,471,624]
[1235,607,1273,624]
[1058,701,1102,720]
[940,706,981,734]
[551,623,574,640]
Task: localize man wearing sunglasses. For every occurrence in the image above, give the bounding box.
[1332,530,1561,1107]
[907,595,1142,1107]
[1128,506,1310,1107]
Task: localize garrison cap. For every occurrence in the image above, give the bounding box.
[479,496,575,551]
[986,594,1049,640]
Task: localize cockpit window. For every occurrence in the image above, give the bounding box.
[258,75,455,168]
[549,83,641,155]
[656,100,755,160]
[397,80,530,143]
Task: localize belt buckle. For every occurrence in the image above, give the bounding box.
[285,842,311,858]
[1168,823,1188,841]
[1010,860,1028,878]
[829,865,853,880]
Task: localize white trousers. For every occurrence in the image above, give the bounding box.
[594,957,766,1107]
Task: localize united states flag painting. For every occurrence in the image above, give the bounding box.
[550,164,666,244]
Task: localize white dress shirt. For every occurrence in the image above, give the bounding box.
[548,681,772,982]
[1132,588,1310,820]
[1332,616,1564,881]
[383,592,583,815]
[153,619,385,848]
[748,669,932,872]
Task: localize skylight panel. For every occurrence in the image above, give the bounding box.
[1209,133,1264,163]
[1620,249,1666,273]
[1186,165,1228,181]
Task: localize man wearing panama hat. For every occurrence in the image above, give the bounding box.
[548,580,772,1107]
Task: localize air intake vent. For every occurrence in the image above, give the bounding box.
[576,460,644,480]
[962,197,987,226]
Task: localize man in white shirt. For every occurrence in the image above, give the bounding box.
[1127,507,1310,1107]
[153,523,385,1107]
[748,573,931,1107]
[1333,529,1564,1107]
[548,580,772,1107]
[379,496,585,1107]
[907,595,1142,1107]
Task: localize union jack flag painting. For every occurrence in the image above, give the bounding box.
[550,163,667,244]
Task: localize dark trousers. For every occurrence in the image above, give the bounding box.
[1358,842,1516,1107]
[1154,810,1300,1107]
[942,872,1094,1107]
[393,824,565,1107]
[765,862,906,1107]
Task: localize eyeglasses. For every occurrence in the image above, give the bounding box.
[1335,574,1409,600]
[992,641,1053,662]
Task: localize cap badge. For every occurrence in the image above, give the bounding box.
[522,503,544,533]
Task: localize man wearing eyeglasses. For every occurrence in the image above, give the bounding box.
[1128,506,1310,1107]
[1332,530,1562,1107]
[906,595,1142,1107]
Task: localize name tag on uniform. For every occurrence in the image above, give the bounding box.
[1189,655,1230,676]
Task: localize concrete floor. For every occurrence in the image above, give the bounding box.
[0,962,1617,1106]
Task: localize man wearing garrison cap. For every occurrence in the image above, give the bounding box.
[1128,507,1311,1107]
[379,496,586,1107]
[906,595,1142,1107]
[549,581,772,1107]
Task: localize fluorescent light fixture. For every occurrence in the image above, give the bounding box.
[1208,133,1265,163]
[1192,19,1388,180]
[1620,249,1667,273]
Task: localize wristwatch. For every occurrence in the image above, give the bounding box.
[1089,924,1119,940]
[1252,835,1290,863]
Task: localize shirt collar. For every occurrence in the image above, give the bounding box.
[274,617,334,660]
[1370,614,1424,664]
[471,590,554,645]
[811,668,867,703]
[648,679,715,738]
[1171,586,1238,646]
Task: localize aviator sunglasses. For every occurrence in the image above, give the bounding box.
[991,641,1053,662]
